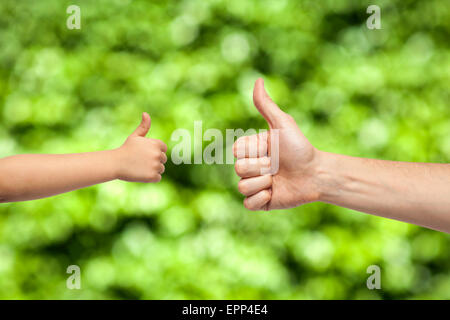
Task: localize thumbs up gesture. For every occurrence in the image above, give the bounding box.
[233,78,321,210]
[115,113,167,183]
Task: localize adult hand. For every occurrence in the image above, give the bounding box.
[233,78,321,210]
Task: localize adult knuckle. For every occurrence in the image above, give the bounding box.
[262,190,271,202]
[259,157,271,168]
[243,198,253,210]
[236,136,246,146]
[238,180,249,195]
[235,160,247,176]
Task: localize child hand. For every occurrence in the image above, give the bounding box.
[115,113,168,183]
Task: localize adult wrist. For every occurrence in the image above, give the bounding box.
[313,150,339,203]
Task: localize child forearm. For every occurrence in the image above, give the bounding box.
[0,151,119,202]
[0,113,167,203]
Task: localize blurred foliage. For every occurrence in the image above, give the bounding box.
[0,0,449,299]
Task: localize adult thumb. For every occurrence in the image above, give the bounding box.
[130,112,151,137]
[253,78,287,128]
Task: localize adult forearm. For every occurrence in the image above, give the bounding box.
[0,151,119,202]
[315,151,450,233]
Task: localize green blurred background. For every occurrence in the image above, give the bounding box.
[0,0,449,299]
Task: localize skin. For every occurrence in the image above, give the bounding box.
[0,112,167,203]
[233,78,450,233]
